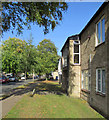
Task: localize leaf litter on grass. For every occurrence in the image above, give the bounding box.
[5,81,104,118]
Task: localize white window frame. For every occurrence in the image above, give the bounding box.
[73,40,80,65]
[96,68,105,94]
[63,56,67,67]
[81,70,90,91]
[62,57,64,67]
[96,16,105,46]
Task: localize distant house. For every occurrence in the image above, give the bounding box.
[52,70,58,80]
[61,2,109,118]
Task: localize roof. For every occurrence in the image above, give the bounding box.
[61,2,108,52]
[61,34,79,52]
[80,2,108,35]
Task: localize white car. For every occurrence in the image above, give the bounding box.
[21,76,25,80]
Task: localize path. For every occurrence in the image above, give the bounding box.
[1,94,24,118]
[0,80,40,119]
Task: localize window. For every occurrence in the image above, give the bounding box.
[73,40,80,64]
[63,56,67,67]
[64,57,67,67]
[96,68,105,94]
[81,70,90,91]
[96,17,105,46]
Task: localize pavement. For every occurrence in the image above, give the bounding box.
[0,80,39,119]
[1,94,24,118]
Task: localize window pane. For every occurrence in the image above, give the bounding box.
[102,70,105,93]
[97,22,101,44]
[85,71,88,90]
[82,70,89,90]
[98,70,101,91]
[81,71,84,89]
[74,41,79,44]
[74,44,79,53]
[88,76,91,91]
[102,18,105,42]
[83,72,86,89]
[88,70,91,91]
[64,57,67,67]
[86,74,88,90]
[74,54,79,64]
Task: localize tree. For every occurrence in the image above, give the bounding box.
[2,2,68,35]
[36,39,59,79]
[21,38,37,79]
[2,37,27,76]
[2,37,38,78]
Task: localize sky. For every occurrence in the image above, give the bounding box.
[2,2,103,56]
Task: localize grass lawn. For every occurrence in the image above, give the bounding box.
[4,81,104,118]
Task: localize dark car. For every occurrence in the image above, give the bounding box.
[6,74,12,79]
[9,76,19,82]
[0,76,9,83]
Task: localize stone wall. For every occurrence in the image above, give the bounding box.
[61,42,69,92]
[80,3,109,118]
[61,38,81,97]
[62,69,68,92]
[68,65,81,97]
[68,40,81,97]
[106,3,109,118]
[61,2,109,118]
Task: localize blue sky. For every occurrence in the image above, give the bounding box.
[2,2,103,56]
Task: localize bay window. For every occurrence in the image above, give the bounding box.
[73,40,80,65]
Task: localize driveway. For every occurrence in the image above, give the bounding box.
[0,79,36,96]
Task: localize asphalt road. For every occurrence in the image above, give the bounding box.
[0,79,36,96]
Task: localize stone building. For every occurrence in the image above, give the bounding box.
[61,2,109,118]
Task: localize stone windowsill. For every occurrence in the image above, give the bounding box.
[70,63,81,66]
[96,91,106,97]
[81,89,90,94]
[95,41,105,50]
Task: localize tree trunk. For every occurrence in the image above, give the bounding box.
[46,73,49,81]
[33,69,34,81]
[25,71,26,80]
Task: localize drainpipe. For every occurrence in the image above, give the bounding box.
[89,54,92,103]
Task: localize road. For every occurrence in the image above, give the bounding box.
[0,79,36,96]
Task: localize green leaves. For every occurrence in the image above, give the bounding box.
[2,38,28,74]
[2,38,59,77]
[2,2,68,35]
[51,21,56,31]
[36,39,59,76]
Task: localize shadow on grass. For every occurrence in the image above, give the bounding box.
[36,78,46,81]
[8,82,39,97]
[34,82,65,96]
[37,78,58,82]
[4,80,65,98]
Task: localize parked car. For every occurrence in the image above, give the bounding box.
[21,76,25,80]
[15,77,19,81]
[0,76,9,83]
[6,74,12,79]
[9,76,18,82]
